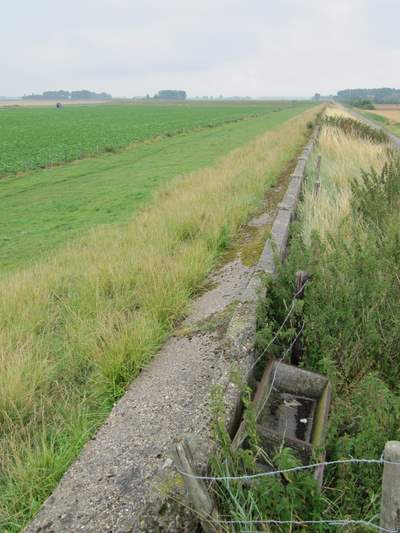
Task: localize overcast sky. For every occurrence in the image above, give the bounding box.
[1,0,399,98]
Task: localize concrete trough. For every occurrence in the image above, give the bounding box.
[233,360,331,464]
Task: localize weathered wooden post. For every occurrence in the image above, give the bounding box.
[174,438,220,533]
[381,441,400,532]
[291,271,309,366]
[314,155,321,197]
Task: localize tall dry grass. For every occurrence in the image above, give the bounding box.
[0,106,319,530]
[324,105,354,118]
[299,107,388,245]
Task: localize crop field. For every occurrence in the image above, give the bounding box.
[0,102,319,530]
[363,104,400,136]
[0,101,313,273]
[0,101,300,176]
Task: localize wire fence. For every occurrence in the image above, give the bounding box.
[177,456,400,482]
[255,320,305,419]
[176,457,400,531]
[235,519,397,532]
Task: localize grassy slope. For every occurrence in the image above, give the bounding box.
[0,103,312,273]
[0,106,318,531]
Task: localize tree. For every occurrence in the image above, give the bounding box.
[22,89,112,101]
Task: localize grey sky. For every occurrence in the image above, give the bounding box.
[1,0,399,98]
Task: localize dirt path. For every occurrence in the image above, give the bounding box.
[349,107,400,148]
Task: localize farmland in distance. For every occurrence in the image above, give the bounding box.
[0,100,301,176]
[0,101,313,273]
[362,104,400,136]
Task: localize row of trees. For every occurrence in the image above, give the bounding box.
[22,89,186,101]
[22,90,112,100]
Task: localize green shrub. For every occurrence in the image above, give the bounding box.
[255,154,400,522]
[350,98,375,110]
[218,152,400,529]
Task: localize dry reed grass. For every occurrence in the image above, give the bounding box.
[324,105,354,118]
[300,106,388,245]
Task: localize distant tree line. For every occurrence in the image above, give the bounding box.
[336,88,400,104]
[22,90,112,100]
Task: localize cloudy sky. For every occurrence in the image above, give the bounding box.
[1,0,399,98]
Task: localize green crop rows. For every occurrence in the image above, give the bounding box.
[0,101,313,273]
[0,101,294,175]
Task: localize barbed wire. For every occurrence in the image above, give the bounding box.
[176,456,400,482]
[178,128,400,533]
[235,518,398,532]
[254,321,305,421]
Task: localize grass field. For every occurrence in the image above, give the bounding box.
[0,103,319,531]
[0,102,313,274]
[0,101,301,176]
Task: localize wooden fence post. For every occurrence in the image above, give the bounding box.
[381,441,400,531]
[290,271,309,366]
[314,155,321,197]
[173,438,220,533]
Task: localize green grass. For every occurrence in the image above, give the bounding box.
[0,100,301,175]
[0,102,313,273]
[0,106,318,532]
